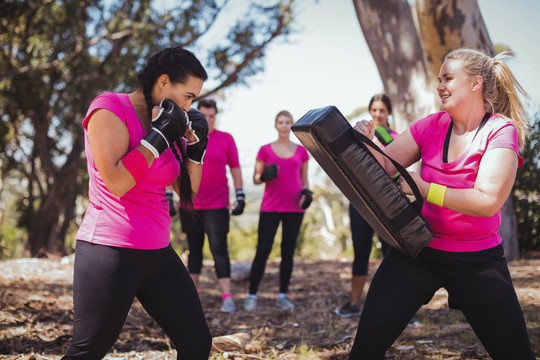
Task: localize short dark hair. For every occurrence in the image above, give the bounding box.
[197,98,218,113]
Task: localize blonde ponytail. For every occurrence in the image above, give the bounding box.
[445,49,530,150]
[492,53,529,150]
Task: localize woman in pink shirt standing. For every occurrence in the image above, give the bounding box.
[243,110,312,311]
[350,48,534,359]
[62,46,211,359]
[179,98,245,314]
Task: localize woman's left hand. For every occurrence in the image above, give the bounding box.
[399,171,426,198]
[299,188,314,209]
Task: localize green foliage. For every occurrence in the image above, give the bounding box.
[170,214,187,254]
[294,172,353,259]
[0,223,27,260]
[0,173,28,259]
[228,217,259,262]
[0,0,295,256]
[513,105,540,252]
[291,343,320,358]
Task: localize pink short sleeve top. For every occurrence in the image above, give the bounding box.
[193,129,240,209]
[76,92,181,249]
[410,111,523,252]
[257,144,309,213]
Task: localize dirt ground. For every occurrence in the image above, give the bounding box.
[0,252,539,360]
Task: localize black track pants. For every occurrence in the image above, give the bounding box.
[180,208,231,278]
[249,212,304,295]
[349,245,534,360]
[349,203,390,276]
[62,241,211,360]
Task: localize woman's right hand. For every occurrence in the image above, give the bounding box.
[141,99,188,158]
[353,119,375,140]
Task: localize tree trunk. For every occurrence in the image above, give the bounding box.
[26,130,84,257]
[499,196,519,261]
[352,0,438,133]
[413,0,494,84]
[352,0,520,255]
[27,182,64,256]
[56,182,78,254]
[0,158,5,248]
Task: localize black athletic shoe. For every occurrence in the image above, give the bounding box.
[334,302,361,318]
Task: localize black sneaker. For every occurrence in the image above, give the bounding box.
[334,302,361,318]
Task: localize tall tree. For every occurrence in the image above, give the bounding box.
[352,0,520,259]
[0,0,295,256]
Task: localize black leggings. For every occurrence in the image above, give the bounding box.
[349,204,390,276]
[180,208,231,278]
[249,212,304,295]
[349,245,534,360]
[62,241,211,360]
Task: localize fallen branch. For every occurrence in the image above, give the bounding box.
[212,332,251,353]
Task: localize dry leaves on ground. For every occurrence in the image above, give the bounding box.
[1,253,539,359]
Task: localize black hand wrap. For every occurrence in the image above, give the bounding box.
[300,188,314,210]
[140,98,187,158]
[231,189,246,216]
[165,189,177,217]
[185,108,209,164]
[260,164,278,182]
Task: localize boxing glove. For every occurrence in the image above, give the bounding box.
[231,189,246,216]
[260,164,278,182]
[185,108,209,164]
[141,98,187,158]
[300,188,313,210]
[165,189,177,217]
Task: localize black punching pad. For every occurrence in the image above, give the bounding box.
[292,106,433,257]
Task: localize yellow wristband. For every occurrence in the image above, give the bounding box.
[426,183,447,207]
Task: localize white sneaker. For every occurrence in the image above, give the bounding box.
[220,297,236,313]
[276,296,295,310]
[243,296,257,311]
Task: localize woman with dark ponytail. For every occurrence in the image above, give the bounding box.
[62,46,212,359]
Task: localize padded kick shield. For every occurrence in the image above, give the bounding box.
[292,106,433,257]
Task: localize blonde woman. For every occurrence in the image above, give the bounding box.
[244,110,311,311]
[350,48,534,359]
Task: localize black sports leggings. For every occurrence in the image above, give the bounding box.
[187,230,230,277]
[349,203,390,276]
[180,208,231,278]
[349,245,534,360]
[62,241,211,360]
[249,212,304,295]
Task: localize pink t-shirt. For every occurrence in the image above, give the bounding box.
[257,144,309,212]
[410,111,523,252]
[76,92,181,249]
[193,129,240,209]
